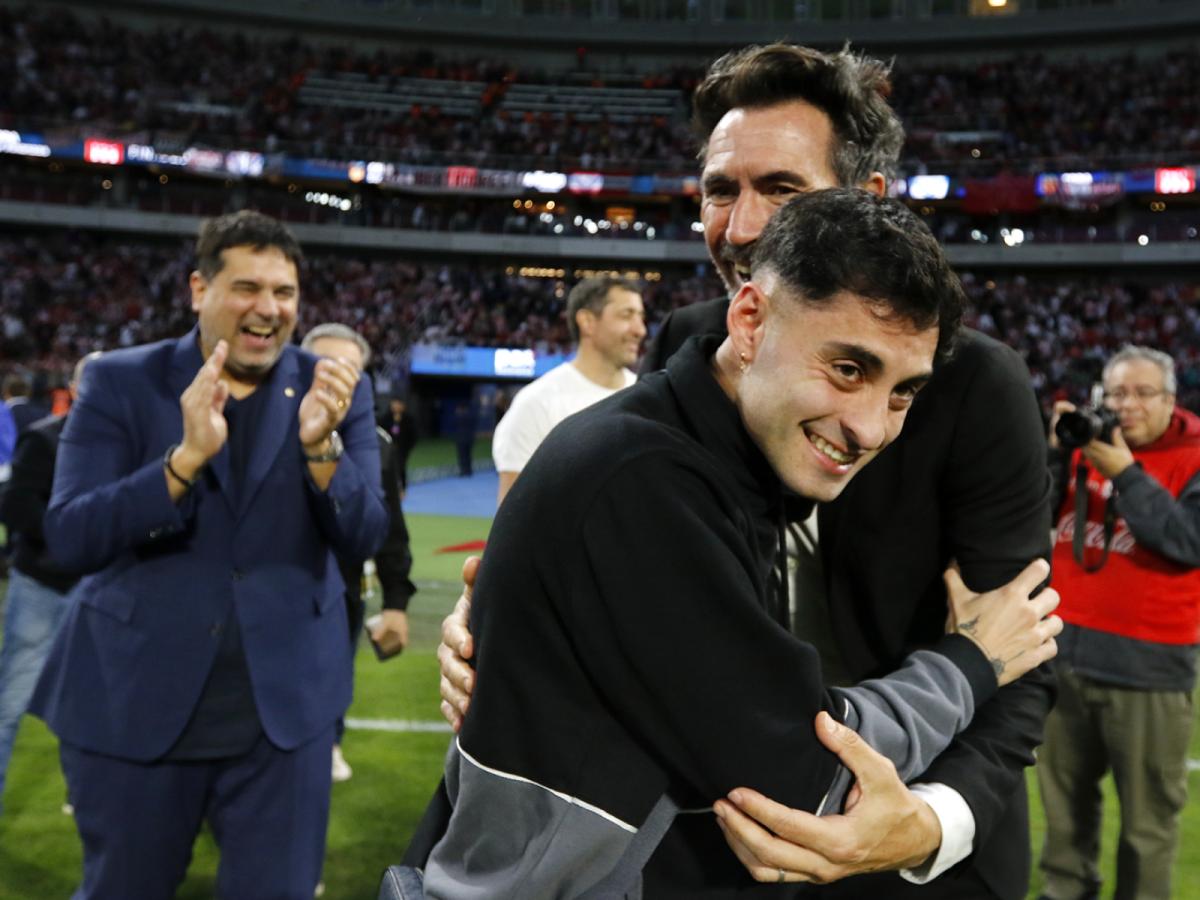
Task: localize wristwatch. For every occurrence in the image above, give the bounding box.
[304,430,344,463]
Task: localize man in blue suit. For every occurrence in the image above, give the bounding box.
[31,210,388,900]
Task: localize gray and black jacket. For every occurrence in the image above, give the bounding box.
[422,337,999,899]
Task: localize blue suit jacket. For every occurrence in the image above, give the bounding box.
[31,329,388,761]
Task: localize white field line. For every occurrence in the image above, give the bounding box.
[345,717,453,734]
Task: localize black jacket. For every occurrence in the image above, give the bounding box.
[644,299,1055,900]
[0,413,78,593]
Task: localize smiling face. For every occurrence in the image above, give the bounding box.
[731,281,938,502]
[579,286,646,369]
[1104,358,1175,447]
[700,100,845,295]
[190,244,299,386]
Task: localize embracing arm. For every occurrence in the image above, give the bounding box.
[568,454,1026,814]
[916,337,1057,853]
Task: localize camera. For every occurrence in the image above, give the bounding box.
[1055,385,1121,449]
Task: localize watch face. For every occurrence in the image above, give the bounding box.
[308,431,343,462]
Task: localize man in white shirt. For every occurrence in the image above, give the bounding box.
[492,276,644,504]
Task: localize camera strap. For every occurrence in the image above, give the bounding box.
[1073,461,1117,572]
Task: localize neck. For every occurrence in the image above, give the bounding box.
[711,337,742,403]
[571,342,627,390]
[221,372,259,400]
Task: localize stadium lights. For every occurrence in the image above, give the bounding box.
[1137,234,1150,246]
[0,129,51,158]
[84,139,124,166]
[1000,227,1025,247]
[1155,167,1196,195]
[304,191,353,212]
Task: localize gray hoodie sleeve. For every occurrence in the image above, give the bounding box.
[816,634,996,815]
[1113,466,1200,567]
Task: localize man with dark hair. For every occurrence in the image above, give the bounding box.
[0,352,97,817]
[491,274,644,503]
[31,210,387,900]
[439,42,1054,900]
[417,190,1060,899]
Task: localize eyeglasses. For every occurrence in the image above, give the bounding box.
[1103,387,1169,403]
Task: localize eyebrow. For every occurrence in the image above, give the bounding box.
[824,341,934,393]
[231,278,297,294]
[701,169,808,194]
[750,170,809,189]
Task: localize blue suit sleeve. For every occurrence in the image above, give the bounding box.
[45,363,192,575]
[304,375,389,562]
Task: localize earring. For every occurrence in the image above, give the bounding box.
[738,352,748,374]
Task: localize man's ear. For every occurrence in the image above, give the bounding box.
[726,282,770,363]
[575,308,596,340]
[189,270,207,314]
[860,172,887,198]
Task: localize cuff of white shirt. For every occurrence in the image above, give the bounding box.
[898,782,976,884]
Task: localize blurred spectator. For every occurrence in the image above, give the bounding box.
[1039,346,1200,900]
[1,229,1199,417]
[491,276,642,504]
[3,373,46,435]
[378,396,418,492]
[302,323,417,785]
[0,351,97,817]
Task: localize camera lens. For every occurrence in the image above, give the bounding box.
[1055,410,1102,449]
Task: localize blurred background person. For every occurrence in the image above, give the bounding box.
[303,323,418,783]
[0,352,98,817]
[491,275,644,504]
[1040,345,1200,900]
[379,395,419,494]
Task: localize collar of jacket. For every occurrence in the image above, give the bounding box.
[664,333,785,523]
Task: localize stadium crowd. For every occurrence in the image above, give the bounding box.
[3,4,1198,176]
[2,229,1199,415]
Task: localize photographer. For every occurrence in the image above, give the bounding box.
[1039,345,1200,900]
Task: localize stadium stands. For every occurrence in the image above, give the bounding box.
[2,4,1197,177]
[3,228,1199,414]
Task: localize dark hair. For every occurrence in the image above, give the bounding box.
[566,276,640,343]
[751,189,964,361]
[195,209,304,279]
[692,43,904,186]
[2,372,30,398]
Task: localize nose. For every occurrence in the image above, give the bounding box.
[726,192,773,250]
[252,289,279,320]
[631,315,647,340]
[839,389,891,454]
